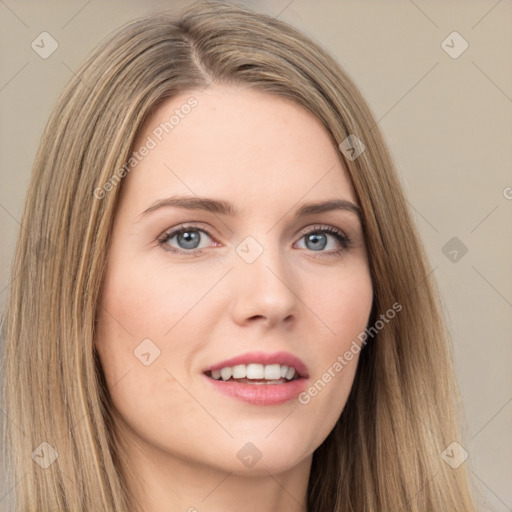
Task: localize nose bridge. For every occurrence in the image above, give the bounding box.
[231,233,298,324]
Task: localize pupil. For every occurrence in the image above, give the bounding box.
[178,231,200,249]
[307,233,327,251]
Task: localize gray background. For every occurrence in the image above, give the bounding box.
[0,1,511,510]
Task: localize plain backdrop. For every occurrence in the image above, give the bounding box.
[0,1,511,511]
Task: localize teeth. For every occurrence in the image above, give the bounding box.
[247,363,264,379]
[264,364,281,380]
[285,367,296,380]
[220,367,232,381]
[232,364,246,379]
[209,363,298,381]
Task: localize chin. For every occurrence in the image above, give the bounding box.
[198,434,317,476]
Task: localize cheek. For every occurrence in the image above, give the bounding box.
[327,263,373,381]
[297,259,372,429]
[308,258,373,344]
[93,261,195,442]
[97,254,219,338]
[94,254,223,405]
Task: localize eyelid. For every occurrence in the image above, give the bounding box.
[295,223,347,239]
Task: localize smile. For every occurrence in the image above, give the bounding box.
[203,351,309,405]
[206,363,299,383]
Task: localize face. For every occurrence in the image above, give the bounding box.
[95,85,373,476]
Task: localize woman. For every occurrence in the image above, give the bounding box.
[1,1,479,510]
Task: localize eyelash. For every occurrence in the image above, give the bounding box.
[157,223,351,258]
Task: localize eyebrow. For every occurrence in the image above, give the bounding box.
[139,196,362,220]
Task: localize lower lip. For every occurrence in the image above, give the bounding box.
[204,375,308,405]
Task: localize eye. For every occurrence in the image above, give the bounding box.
[158,223,351,256]
[158,224,216,254]
[295,225,350,255]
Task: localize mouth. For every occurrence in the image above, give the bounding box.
[205,363,301,385]
[202,351,309,405]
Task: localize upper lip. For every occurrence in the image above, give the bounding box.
[204,351,309,378]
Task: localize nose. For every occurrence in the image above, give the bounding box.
[230,242,299,329]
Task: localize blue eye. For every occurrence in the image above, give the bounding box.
[158,224,350,256]
[296,226,350,253]
[159,225,214,253]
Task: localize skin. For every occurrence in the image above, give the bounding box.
[95,85,373,512]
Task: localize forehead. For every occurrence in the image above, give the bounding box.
[120,85,356,211]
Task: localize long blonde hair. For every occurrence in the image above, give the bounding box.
[1,2,478,510]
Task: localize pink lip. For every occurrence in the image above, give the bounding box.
[204,351,309,378]
[204,376,308,406]
[203,351,309,406]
